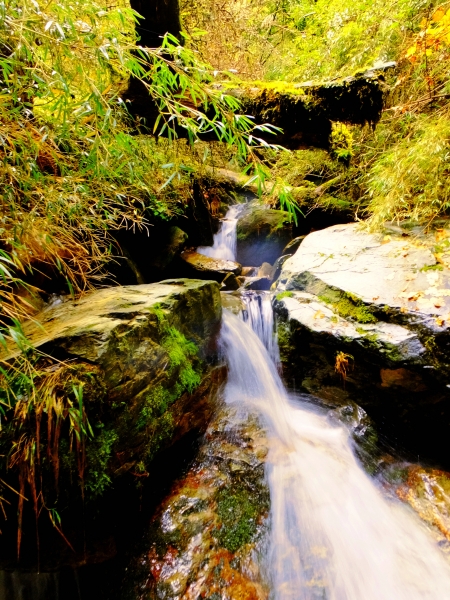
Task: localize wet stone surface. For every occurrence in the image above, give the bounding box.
[123,405,270,600]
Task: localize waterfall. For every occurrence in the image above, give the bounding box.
[197,204,242,262]
[220,293,450,600]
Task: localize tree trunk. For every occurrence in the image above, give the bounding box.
[125,0,183,123]
[129,0,182,48]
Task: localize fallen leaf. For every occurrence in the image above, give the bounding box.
[400,307,408,313]
[372,296,379,301]
[314,310,325,319]
[435,317,445,326]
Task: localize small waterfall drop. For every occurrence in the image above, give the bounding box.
[197,204,242,262]
[220,293,450,600]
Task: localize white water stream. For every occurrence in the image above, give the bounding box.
[197,204,242,262]
[220,293,450,600]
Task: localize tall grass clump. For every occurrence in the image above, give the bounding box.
[365,114,450,227]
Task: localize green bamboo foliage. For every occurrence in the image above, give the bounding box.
[0,0,290,556]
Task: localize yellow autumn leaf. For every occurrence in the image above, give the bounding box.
[405,44,417,58]
[433,8,446,23]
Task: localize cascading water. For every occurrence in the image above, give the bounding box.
[220,292,450,600]
[197,204,242,262]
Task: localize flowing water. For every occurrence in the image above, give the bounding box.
[197,204,242,262]
[220,292,450,600]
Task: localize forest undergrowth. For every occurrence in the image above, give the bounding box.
[184,0,450,229]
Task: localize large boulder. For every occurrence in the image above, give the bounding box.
[236,201,292,266]
[0,279,223,571]
[275,223,450,464]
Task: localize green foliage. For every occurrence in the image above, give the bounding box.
[364,115,450,228]
[184,0,419,82]
[85,427,119,498]
[331,123,354,164]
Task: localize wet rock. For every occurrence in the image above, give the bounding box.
[243,277,272,291]
[180,250,242,282]
[276,291,426,365]
[123,407,270,599]
[220,292,245,314]
[0,280,223,570]
[241,266,259,276]
[380,368,427,391]
[274,223,450,465]
[236,200,292,265]
[332,403,380,473]
[282,235,306,255]
[221,272,240,291]
[394,466,450,544]
[257,262,275,280]
[272,254,293,283]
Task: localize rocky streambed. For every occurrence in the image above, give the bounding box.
[4,215,450,598]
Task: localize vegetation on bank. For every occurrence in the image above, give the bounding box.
[185,0,450,228]
[0,0,283,553]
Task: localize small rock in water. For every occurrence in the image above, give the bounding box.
[243,277,272,291]
[241,266,258,276]
[221,272,240,291]
[258,262,275,280]
[181,249,242,281]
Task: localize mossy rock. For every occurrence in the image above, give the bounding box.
[236,201,292,266]
[0,280,224,570]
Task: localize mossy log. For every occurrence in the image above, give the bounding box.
[125,71,389,148]
[222,73,389,148]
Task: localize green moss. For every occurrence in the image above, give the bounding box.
[420,264,444,272]
[215,483,266,553]
[162,326,201,392]
[236,205,291,241]
[355,327,379,342]
[276,321,296,364]
[318,290,376,324]
[276,290,294,301]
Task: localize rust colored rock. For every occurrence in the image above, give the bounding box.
[380,368,427,391]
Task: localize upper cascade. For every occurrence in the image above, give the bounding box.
[198,204,242,262]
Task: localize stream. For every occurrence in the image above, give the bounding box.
[206,204,450,598]
[223,294,450,599]
[4,205,450,599]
